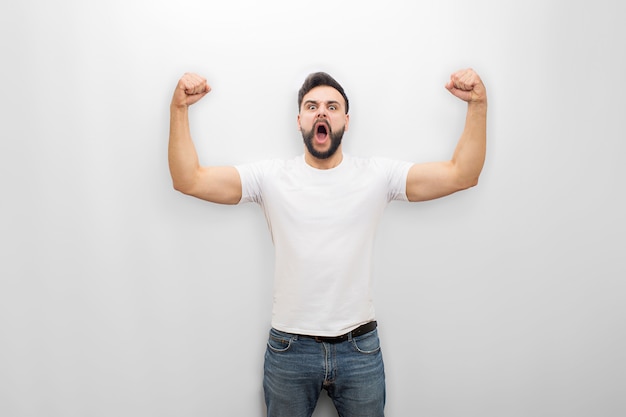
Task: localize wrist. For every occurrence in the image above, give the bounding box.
[170,102,189,112]
[468,99,487,112]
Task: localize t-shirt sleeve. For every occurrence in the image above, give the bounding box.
[234,159,274,204]
[375,157,413,202]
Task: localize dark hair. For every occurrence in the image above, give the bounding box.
[298,72,349,114]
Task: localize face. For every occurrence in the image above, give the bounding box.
[298,86,350,160]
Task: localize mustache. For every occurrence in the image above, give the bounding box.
[314,119,331,131]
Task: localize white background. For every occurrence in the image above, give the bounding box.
[1,1,625,416]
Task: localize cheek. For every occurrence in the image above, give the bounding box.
[332,116,348,129]
[298,115,314,130]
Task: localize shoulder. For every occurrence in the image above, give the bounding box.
[236,157,299,204]
[236,156,306,186]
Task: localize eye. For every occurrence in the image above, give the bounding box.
[329,105,337,111]
[308,104,317,110]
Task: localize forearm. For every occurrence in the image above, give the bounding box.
[168,105,201,193]
[451,101,487,188]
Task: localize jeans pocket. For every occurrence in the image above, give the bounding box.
[267,329,294,353]
[351,330,381,354]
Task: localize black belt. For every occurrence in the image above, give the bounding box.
[303,321,377,343]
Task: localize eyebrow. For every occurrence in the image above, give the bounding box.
[303,99,342,108]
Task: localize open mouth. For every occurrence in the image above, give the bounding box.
[315,122,329,143]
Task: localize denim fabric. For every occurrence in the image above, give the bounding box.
[263,327,385,417]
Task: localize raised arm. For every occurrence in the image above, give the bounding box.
[406,68,487,202]
[168,73,242,204]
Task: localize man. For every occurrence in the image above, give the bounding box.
[168,68,487,417]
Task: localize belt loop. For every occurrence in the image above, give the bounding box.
[347,330,353,342]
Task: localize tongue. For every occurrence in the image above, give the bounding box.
[315,124,328,144]
[315,130,328,144]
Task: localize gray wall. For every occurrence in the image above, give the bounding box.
[1,1,624,416]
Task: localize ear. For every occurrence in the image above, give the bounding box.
[297,113,302,131]
[344,114,350,131]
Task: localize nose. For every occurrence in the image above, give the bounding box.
[316,104,328,118]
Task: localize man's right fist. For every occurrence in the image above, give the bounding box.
[171,73,211,108]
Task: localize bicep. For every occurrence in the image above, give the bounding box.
[405,161,466,202]
[187,165,242,205]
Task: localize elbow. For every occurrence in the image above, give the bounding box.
[170,168,202,196]
[172,183,185,194]
[457,174,480,191]
[172,179,194,195]
[466,176,480,189]
[455,163,483,191]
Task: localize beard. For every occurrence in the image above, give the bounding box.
[301,122,345,160]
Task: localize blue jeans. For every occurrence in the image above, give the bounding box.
[263,327,386,417]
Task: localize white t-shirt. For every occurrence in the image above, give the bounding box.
[236,154,412,336]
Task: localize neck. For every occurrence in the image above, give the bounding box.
[304,147,344,170]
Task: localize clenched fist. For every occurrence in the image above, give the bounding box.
[445,68,486,105]
[171,73,212,108]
